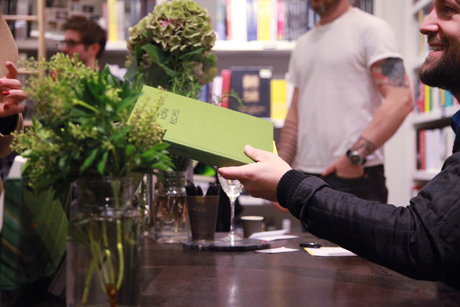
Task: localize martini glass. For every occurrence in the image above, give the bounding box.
[217,173,244,242]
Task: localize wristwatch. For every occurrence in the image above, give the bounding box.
[346,149,366,166]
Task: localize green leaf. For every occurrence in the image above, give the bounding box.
[125,144,136,157]
[80,148,99,173]
[125,57,140,80]
[97,151,109,175]
[116,92,142,113]
[143,44,177,77]
[179,48,204,60]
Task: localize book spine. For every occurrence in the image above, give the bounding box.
[277,0,285,40]
[231,0,247,41]
[221,69,232,108]
[424,84,431,113]
[246,0,258,41]
[270,0,278,41]
[107,0,118,41]
[227,0,232,40]
[257,0,271,41]
[216,0,227,40]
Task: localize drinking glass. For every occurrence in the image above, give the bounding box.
[217,173,244,242]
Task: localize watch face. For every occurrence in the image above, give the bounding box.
[348,150,363,165]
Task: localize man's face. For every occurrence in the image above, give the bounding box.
[309,0,341,15]
[418,0,460,95]
[61,30,91,65]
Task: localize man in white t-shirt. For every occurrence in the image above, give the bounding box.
[277,0,413,206]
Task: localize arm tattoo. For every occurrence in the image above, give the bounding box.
[376,58,409,88]
[350,137,376,157]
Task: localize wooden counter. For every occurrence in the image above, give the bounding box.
[138,232,460,307]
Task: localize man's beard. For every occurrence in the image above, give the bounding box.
[419,36,460,95]
[311,0,341,14]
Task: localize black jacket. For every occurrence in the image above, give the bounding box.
[277,140,460,289]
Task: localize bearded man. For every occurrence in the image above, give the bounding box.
[217,0,460,289]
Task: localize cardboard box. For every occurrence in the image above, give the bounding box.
[133,85,274,167]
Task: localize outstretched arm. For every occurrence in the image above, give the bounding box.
[218,145,292,202]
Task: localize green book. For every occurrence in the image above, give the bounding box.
[132,85,274,167]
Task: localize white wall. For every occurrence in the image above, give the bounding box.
[375,0,415,207]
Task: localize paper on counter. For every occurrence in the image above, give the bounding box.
[304,247,357,257]
[255,247,299,254]
[249,229,298,241]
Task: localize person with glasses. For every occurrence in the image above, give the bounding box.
[61,16,106,71]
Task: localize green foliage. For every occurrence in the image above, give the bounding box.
[126,0,217,99]
[12,53,173,196]
[126,0,218,171]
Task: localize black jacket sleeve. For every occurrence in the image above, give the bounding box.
[277,152,460,289]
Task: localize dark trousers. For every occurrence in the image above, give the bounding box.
[304,165,388,203]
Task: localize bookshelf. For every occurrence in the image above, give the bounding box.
[410,0,458,185]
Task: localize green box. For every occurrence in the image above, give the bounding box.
[133,85,274,167]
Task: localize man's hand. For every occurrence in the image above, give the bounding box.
[218,145,292,202]
[0,62,26,117]
[321,154,364,178]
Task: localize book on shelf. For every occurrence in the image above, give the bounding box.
[246,0,258,41]
[221,69,232,108]
[276,0,285,40]
[216,0,227,40]
[212,76,224,105]
[257,0,272,41]
[270,79,287,120]
[231,0,247,41]
[226,0,232,40]
[228,66,272,118]
[415,80,458,113]
[416,127,454,173]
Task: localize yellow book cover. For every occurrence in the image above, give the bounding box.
[441,89,446,107]
[270,79,287,120]
[132,86,274,167]
[107,0,118,42]
[258,0,271,41]
[424,85,431,112]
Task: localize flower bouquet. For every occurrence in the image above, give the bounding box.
[12,53,173,306]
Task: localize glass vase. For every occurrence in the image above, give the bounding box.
[66,177,146,307]
[150,171,190,243]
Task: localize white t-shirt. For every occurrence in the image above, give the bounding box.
[288,8,402,173]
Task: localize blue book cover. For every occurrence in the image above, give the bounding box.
[247,0,258,41]
[216,0,227,40]
[446,90,453,107]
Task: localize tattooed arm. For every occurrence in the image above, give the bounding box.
[321,58,413,178]
[278,87,299,165]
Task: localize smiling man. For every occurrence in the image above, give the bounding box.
[61,16,106,71]
[218,0,460,289]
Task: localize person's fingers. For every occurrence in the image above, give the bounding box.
[218,165,249,180]
[321,164,335,177]
[0,104,25,117]
[3,89,27,102]
[244,145,274,162]
[0,78,22,90]
[5,61,17,79]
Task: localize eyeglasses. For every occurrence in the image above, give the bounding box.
[60,40,85,48]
